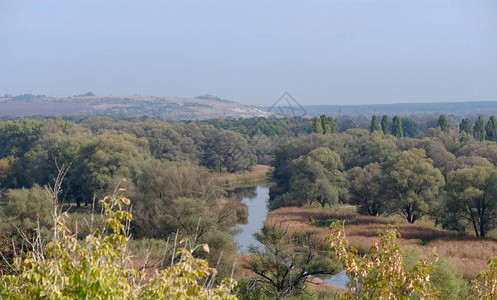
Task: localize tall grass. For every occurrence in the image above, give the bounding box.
[266,205,497,280]
[215,165,272,187]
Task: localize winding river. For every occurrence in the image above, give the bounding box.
[231,184,349,288]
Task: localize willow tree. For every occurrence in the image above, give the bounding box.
[442,164,497,237]
[382,149,444,223]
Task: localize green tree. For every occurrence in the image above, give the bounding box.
[441,165,497,237]
[391,115,403,138]
[370,115,381,133]
[324,123,333,135]
[249,134,272,164]
[1,185,53,241]
[161,197,237,278]
[473,115,486,141]
[330,129,398,169]
[312,117,324,134]
[204,129,255,173]
[347,163,384,216]
[325,115,337,134]
[437,114,450,133]
[277,147,347,209]
[72,133,150,206]
[459,118,472,135]
[381,115,390,134]
[382,149,444,223]
[246,224,339,298]
[0,119,45,157]
[486,115,497,142]
[401,117,419,138]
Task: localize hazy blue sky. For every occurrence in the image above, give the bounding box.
[1,0,496,105]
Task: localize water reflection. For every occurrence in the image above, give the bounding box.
[232,184,270,254]
[230,184,350,288]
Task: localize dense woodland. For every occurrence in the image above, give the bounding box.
[2,113,497,298]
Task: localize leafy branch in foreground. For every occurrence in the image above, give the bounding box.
[0,191,237,299]
[328,221,438,300]
[472,257,497,300]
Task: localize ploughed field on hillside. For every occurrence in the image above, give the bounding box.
[0,94,272,120]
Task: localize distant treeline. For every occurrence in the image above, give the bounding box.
[299,101,497,118]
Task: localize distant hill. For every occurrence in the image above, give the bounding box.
[0,94,272,120]
[300,101,497,118]
[1,94,496,120]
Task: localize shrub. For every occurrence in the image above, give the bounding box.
[328,221,438,299]
[0,192,237,299]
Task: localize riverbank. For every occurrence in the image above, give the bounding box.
[215,165,272,187]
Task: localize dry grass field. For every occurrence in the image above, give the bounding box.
[265,206,497,279]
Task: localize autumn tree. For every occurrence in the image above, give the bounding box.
[329,222,439,299]
[312,115,336,135]
[382,149,444,223]
[312,117,324,134]
[320,114,337,134]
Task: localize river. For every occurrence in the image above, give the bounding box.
[231,183,349,288]
[232,184,270,253]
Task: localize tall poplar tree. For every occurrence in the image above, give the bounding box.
[459,118,472,135]
[437,115,450,133]
[381,115,390,135]
[391,116,403,138]
[473,115,486,141]
[486,115,497,142]
[370,115,381,133]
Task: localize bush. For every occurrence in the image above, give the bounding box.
[0,192,238,299]
[328,222,438,299]
[403,246,469,300]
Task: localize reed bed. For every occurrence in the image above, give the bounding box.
[266,206,497,279]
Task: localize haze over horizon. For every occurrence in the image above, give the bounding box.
[1,0,496,106]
